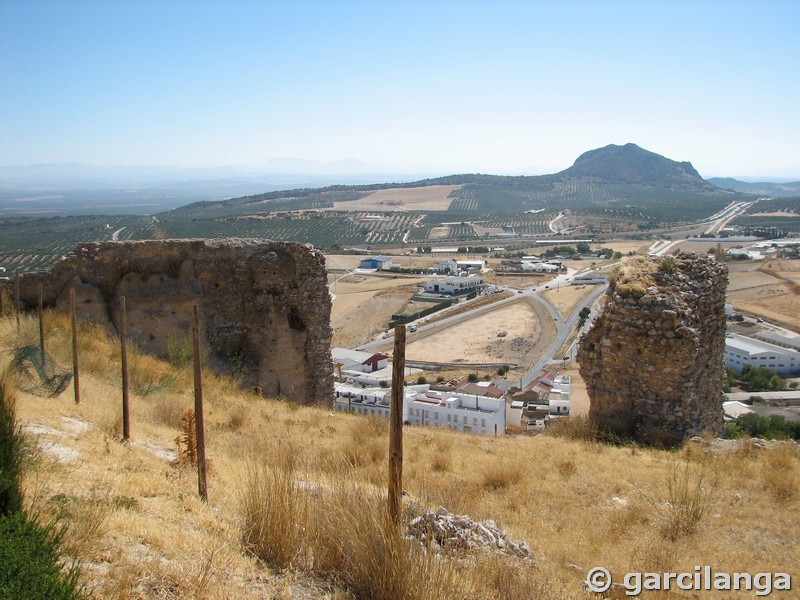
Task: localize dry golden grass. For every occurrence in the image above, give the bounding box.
[2,311,800,598]
[609,255,658,296]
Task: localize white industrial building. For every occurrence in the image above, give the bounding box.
[520,261,559,273]
[333,383,505,436]
[424,274,484,295]
[724,334,800,376]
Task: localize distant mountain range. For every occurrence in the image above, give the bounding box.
[183,143,744,222]
[0,159,424,216]
[707,177,800,197]
[3,144,795,218]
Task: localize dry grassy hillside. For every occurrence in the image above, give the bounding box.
[2,312,799,599]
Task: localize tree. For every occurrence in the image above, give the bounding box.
[579,307,591,327]
[576,242,591,254]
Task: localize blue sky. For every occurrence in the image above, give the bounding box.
[1,0,798,178]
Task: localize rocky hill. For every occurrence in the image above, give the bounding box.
[558,143,716,190]
[173,143,745,221]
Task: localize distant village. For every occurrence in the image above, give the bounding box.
[336,243,800,436]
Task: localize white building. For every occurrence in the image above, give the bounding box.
[754,331,800,352]
[333,383,505,436]
[456,259,486,272]
[332,348,389,374]
[425,275,484,295]
[434,259,459,275]
[333,383,391,417]
[724,334,800,376]
[722,401,755,422]
[405,388,505,435]
[520,261,558,273]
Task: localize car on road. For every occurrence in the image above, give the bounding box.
[410,326,418,332]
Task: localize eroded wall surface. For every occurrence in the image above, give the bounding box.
[15,239,333,405]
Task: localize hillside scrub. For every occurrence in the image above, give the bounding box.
[0,372,83,599]
[1,311,799,598]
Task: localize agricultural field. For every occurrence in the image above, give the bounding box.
[0,215,157,272]
[732,196,800,233]
[726,260,800,332]
[330,185,460,212]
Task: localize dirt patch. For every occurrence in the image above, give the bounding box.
[429,226,451,239]
[405,301,542,365]
[540,285,596,318]
[483,272,555,289]
[330,275,427,347]
[331,185,460,212]
[726,259,800,332]
[324,254,370,270]
[727,270,783,291]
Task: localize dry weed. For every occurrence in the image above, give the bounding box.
[760,445,799,502]
[654,459,711,541]
[481,461,523,491]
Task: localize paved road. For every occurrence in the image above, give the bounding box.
[520,282,607,388]
[360,268,609,388]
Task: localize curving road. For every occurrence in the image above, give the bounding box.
[359,269,609,387]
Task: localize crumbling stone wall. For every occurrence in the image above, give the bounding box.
[14,239,333,405]
[577,254,726,446]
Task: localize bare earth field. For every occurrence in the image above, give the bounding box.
[726,259,800,332]
[540,284,596,318]
[330,274,427,347]
[331,185,460,212]
[405,301,542,365]
[483,272,555,289]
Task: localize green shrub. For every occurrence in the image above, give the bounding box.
[0,512,82,599]
[731,413,800,441]
[0,376,23,517]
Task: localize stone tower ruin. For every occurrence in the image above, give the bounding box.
[577,254,727,446]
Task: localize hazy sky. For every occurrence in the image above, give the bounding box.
[1,0,798,178]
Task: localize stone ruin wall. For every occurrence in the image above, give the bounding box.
[577,254,727,446]
[11,239,333,405]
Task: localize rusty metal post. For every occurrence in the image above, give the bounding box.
[70,287,80,404]
[37,283,45,364]
[15,271,20,333]
[388,324,406,528]
[193,304,208,502]
[119,296,130,441]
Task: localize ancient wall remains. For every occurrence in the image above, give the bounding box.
[577,254,726,446]
[13,239,333,405]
